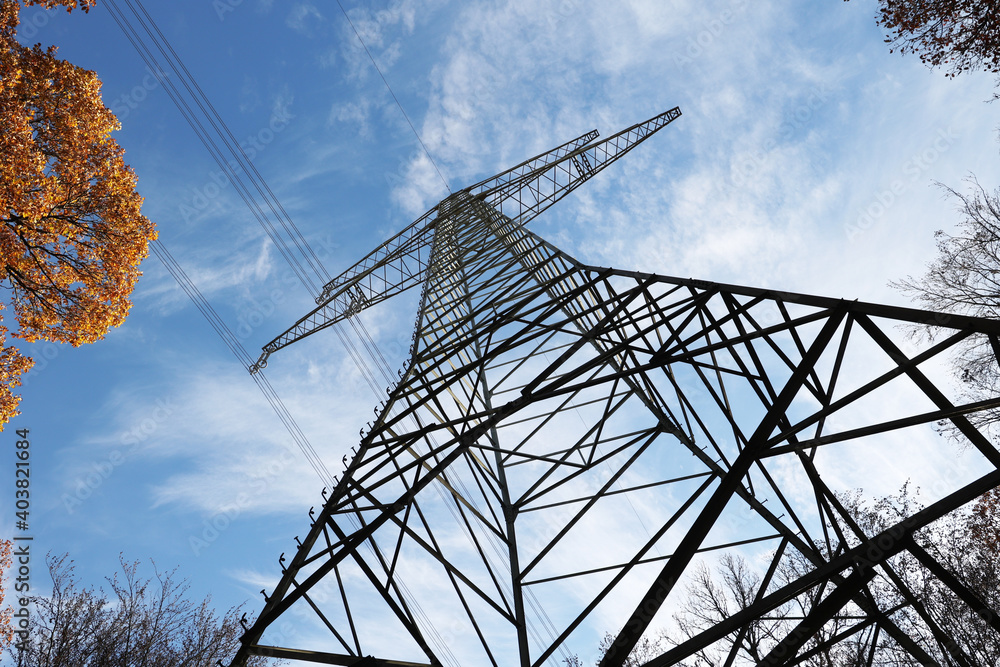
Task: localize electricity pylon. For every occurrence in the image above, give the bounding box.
[232,108,1000,667]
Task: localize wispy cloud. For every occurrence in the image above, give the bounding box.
[135,238,277,315]
[29,0,1000,659]
[286,2,323,35]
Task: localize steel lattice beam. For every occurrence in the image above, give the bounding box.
[249,109,680,372]
[232,109,1000,667]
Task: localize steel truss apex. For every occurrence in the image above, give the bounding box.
[249,108,681,373]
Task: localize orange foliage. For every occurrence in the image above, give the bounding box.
[2,1,93,40]
[0,0,154,427]
[22,0,94,10]
[0,315,33,423]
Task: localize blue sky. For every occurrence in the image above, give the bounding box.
[4,0,1000,663]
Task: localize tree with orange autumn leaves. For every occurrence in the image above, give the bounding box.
[0,0,155,427]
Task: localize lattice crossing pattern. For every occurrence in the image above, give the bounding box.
[233,109,1000,667]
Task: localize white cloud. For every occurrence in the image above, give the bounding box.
[336,0,436,80]
[32,0,1000,660]
[286,2,323,35]
[239,75,261,114]
[329,97,376,137]
[135,238,276,315]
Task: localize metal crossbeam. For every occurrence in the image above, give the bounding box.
[232,109,1000,667]
[250,109,680,372]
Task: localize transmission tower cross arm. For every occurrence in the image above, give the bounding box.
[249,208,438,372]
[475,106,681,229]
[249,129,617,373]
[250,107,682,372]
[463,127,600,194]
[303,127,605,318]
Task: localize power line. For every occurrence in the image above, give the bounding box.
[333,0,452,195]
[127,0,332,285]
[106,0,328,295]
[109,3,455,660]
[149,239,335,486]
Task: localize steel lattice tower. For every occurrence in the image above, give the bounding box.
[231,109,1000,667]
